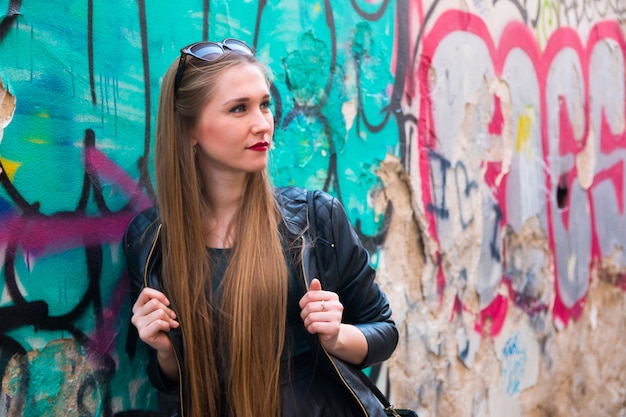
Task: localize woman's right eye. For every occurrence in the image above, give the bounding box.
[230,104,246,113]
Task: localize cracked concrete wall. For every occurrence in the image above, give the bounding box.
[378,152,626,416]
[375,6,626,416]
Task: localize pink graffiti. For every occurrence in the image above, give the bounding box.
[1,147,151,358]
[0,148,151,257]
[90,272,131,358]
[600,108,626,154]
[85,146,151,212]
[475,294,508,337]
[0,213,135,256]
[413,11,626,334]
[450,292,508,337]
[488,95,504,136]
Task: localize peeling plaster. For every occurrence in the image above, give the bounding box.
[575,122,596,190]
[0,77,16,143]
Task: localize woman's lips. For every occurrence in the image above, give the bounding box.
[247,141,269,151]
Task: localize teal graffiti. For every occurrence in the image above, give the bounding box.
[0,0,401,414]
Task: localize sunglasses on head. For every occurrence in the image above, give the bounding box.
[173,38,254,99]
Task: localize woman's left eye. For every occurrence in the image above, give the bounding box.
[261,100,271,109]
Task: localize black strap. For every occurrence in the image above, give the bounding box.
[305,190,395,411]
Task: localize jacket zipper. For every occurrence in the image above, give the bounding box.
[143,224,186,417]
[142,228,367,417]
[299,235,369,417]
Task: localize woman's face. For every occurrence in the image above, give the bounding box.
[192,63,274,178]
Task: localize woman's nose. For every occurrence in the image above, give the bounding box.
[251,111,272,134]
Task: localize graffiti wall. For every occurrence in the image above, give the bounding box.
[0,1,624,416]
[379,1,626,416]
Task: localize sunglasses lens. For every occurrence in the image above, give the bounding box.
[222,38,253,55]
[187,42,224,61]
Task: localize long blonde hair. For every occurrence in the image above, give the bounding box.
[155,50,288,417]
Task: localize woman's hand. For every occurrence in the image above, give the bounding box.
[299,279,368,365]
[299,278,343,346]
[132,287,179,351]
[131,287,180,379]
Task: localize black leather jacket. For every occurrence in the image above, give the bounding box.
[124,186,398,417]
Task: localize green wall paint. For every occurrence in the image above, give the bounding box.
[0,1,397,414]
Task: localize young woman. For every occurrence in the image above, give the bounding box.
[124,38,398,417]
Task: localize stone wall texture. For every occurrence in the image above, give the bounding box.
[0,1,624,416]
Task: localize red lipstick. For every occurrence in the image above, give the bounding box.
[247,141,269,151]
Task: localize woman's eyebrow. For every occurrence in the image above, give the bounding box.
[222,94,271,106]
[222,97,249,105]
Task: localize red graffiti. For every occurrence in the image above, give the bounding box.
[413,10,626,335]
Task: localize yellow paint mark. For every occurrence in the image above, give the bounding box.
[516,115,530,152]
[36,112,50,119]
[515,107,535,158]
[29,137,47,145]
[314,2,321,13]
[0,157,21,181]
